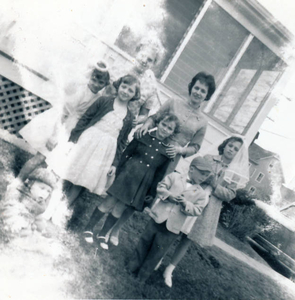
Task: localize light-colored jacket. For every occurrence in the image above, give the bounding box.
[146,172,208,235]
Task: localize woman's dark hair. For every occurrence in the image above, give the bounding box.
[188,72,216,101]
[113,74,141,101]
[155,112,181,135]
[218,136,244,155]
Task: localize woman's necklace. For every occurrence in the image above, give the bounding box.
[188,99,200,111]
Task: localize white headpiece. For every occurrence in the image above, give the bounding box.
[94,60,109,72]
[203,134,250,189]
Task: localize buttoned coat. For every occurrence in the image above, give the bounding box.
[107,132,173,211]
[149,97,208,175]
[146,172,208,235]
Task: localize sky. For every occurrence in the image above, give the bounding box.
[254,0,295,185]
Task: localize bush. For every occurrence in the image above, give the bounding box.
[219,189,273,241]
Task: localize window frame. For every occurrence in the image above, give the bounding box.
[159,0,289,135]
[256,172,265,183]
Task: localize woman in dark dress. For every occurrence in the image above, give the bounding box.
[84,112,180,249]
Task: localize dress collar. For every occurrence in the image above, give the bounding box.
[212,155,229,168]
[182,98,202,120]
[149,130,171,147]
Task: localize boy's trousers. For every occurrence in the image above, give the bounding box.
[128,218,179,282]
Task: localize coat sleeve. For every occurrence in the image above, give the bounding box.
[156,173,176,201]
[147,158,172,198]
[112,111,134,168]
[69,97,106,143]
[212,182,237,202]
[203,154,237,202]
[113,137,139,172]
[181,190,208,216]
[185,120,207,156]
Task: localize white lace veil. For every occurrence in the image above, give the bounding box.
[203,134,250,189]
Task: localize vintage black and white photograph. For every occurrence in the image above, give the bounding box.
[0,0,295,299]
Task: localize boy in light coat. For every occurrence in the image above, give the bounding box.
[127,156,213,282]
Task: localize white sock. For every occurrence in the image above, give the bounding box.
[164,263,175,275]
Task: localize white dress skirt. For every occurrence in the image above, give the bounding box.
[51,109,125,196]
[18,106,62,156]
[18,86,99,156]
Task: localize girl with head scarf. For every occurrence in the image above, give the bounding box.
[162,135,249,287]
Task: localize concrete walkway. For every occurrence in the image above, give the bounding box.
[214,237,295,295]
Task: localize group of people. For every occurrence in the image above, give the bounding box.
[0,37,250,288]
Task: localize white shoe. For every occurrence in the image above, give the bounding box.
[154,258,163,271]
[163,270,173,288]
[97,236,108,250]
[83,231,93,244]
[109,235,119,246]
[100,242,109,250]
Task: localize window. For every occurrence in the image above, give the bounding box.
[256,172,264,183]
[269,162,274,169]
[249,186,256,194]
[210,37,286,134]
[163,1,249,97]
[159,1,287,134]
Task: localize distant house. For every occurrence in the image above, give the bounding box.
[247,143,285,204]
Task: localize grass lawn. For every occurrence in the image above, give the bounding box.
[1,137,295,299]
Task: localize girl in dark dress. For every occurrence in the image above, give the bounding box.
[84,112,180,249]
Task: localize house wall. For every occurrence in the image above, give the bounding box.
[247,157,285,205]
[247,158,273,198]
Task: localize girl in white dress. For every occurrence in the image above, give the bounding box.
[17,61,110,181]
[50,74,141,205]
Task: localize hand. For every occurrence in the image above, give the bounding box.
[144,195,154,204]
[168,194,185,204]
[168,195,179,203]
[107,166,116,177]
[46,138,57,151]
[178,198,187,208]
[166,145,183,159]
[208,175,218,189]
[175,194,186,205]
[135,124,149,139]
[132,118,138,128]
